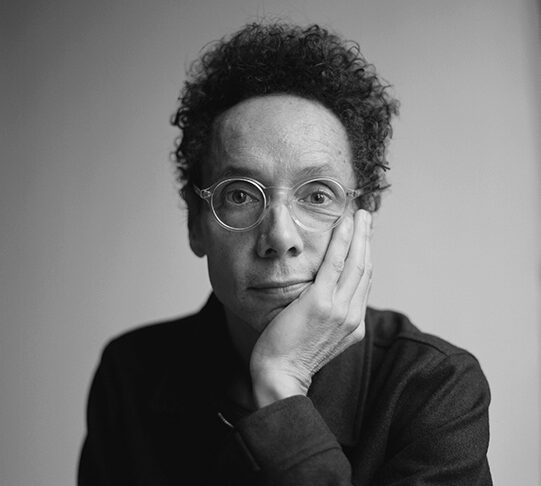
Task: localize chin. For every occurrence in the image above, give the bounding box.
[233,302,287,334]
[218,288,293,334]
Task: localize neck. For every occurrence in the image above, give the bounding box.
[222,307,261,411]
[224,307,260,368]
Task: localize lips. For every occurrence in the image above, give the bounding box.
[249,280,312,299]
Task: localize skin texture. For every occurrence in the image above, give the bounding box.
[189,94,372,409]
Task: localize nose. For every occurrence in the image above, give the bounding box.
[256,203,304,258]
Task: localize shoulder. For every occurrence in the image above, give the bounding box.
[366,308,490,403]
[99,308,203,373]
[364,307,491,428]
[365,306,490,397]
[97,293,222,373]
[366,306,479,360]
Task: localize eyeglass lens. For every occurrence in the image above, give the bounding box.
[211,179,347,230]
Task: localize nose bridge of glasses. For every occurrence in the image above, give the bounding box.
[257,185,305,232]
[256,187,297,232]
[260,195,300,234]
[262,185,295,209]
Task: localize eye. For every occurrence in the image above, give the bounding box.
[306,191,331,205]
[296,182,337,206]
[225,189,258,205]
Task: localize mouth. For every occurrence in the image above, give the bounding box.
[249,280,312,299]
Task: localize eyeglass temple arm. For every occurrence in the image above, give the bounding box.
[348,180,381,199]
[192,185,212,200]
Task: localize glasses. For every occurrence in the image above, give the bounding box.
[193,177,369,232]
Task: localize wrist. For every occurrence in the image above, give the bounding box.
[251,370,310,408]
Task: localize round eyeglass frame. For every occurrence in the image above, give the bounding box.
[193,176,370,233]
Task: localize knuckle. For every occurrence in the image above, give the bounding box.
[331,259,345,274]
[333,307,349,324]
[355,261,366,278]
[365,263,374,279]
[314,298,333,317]
[343,318,358,333]
[351,323,366,341]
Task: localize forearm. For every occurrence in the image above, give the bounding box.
[235,396,355,486]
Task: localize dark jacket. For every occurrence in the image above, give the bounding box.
[78,293,492,485]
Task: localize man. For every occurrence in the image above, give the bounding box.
[78,22,492,485]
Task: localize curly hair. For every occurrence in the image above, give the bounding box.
[171,21,399,219]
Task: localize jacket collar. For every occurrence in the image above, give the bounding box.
[151,292,371,447]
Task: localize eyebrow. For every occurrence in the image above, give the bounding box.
[214,163,341,183]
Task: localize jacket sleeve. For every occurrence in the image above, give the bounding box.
[372,352,492,485]
[232,352,492,486]
[235,395,355,485]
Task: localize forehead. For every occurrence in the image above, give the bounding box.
[206,95,355,185]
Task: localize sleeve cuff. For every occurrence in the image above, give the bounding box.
[234,395,341,472]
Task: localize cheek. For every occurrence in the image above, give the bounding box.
[204,231,252,289]
[206,250,238,288]
[304,229,333,267]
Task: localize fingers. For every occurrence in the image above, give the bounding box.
[322,271,372,369]
[333,210,372,350]
[336,209,372,298]
[311,208,372,362]
[314,214,354,290]
[339,219,372,343]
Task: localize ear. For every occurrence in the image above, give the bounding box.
[188,214,207,258]
[184,186,207,258]
[188,205,207,258]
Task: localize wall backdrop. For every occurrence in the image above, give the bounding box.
[2,0,540,484]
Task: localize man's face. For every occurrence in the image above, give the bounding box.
[190,94,356,334]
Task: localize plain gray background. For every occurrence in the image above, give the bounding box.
[1,0,540,484]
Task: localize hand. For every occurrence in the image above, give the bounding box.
[250,209,373,408]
